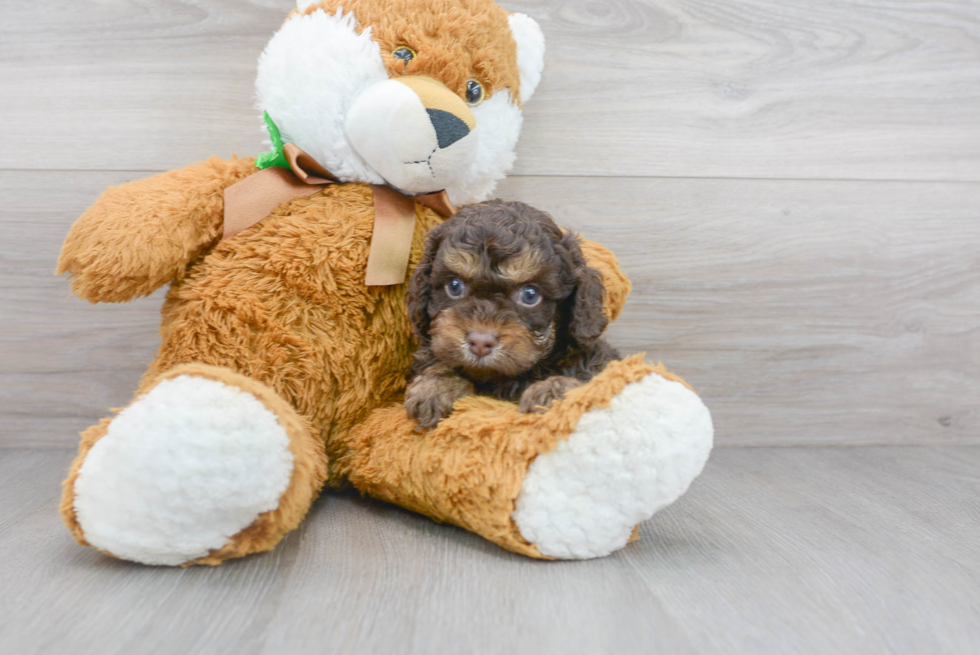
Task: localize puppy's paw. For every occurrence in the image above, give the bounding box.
[519,376,583,414]
[405,372,475,429]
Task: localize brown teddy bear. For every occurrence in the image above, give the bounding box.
[57,0,714,566]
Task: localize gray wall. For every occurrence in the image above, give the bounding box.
[1,0,977,447]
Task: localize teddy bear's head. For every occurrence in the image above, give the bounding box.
[256,0,545,205]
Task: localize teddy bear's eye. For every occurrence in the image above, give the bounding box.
[465,79,485,106]
[392,46,416,67]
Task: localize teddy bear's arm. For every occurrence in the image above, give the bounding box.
[56,156,257,303]
[577,237,631,322]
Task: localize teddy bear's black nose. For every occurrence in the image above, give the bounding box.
[427,109,471,149]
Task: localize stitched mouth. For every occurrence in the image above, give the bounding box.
[403,148,438,179]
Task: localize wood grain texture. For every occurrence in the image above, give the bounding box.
[501,176,980,446]
[0,171,164,447]
[3,172,976,447]
[1,0,978,180]
[1,447,978,655]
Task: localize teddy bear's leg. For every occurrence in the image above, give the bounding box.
[342,355,713,559]
[61,363,328,566]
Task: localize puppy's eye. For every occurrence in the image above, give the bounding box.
[517,285,541,307]
[392,46,416,66]
[445,277,467,299]
[465,79,484,106]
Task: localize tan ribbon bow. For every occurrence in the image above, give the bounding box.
[222,143,455,286]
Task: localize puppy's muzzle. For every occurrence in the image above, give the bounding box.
[345,76,478,195]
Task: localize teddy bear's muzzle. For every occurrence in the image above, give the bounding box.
[345,75,478,195]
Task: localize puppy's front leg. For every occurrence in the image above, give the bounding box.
[519,376,583,414]
[405,363,475,429]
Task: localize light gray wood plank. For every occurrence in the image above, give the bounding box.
[1,0,978,180]
[0,171,165,447]
[1,447,978,654]
[500,175,980,446]
[622,446,980,655]
[254,491,695,655]
[3,171,977,447]
[511,0,980,182]
[0,450,305,655]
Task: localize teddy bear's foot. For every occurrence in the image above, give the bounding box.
[62,364,327,566]
[511,368,714,559]
[344,355,712,560]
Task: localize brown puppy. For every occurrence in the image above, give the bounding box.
[405,200,620,428]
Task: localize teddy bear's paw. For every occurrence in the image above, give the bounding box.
[72,374,295,566]
[512,372,714,559]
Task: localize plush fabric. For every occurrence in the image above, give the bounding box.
[59,164,632,564]
[62,364,328,566]
[295,0,524,103]
[257,0,538,204]
[340,356,702,559]
[55,0,712,566]
[56,156,256,302]
[513,366,714,559]
[507,13,545,103]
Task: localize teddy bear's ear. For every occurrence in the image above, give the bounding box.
[508,13,545,104]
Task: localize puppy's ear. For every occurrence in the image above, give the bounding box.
[560,232,608,347]
[407,224,446,346]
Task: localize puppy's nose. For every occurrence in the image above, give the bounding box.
[467,331,498,358]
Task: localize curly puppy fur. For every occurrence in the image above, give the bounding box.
[405,200,620,427]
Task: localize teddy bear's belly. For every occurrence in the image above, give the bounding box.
[145,185,441,451]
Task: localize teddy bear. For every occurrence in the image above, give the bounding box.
[56,0,714,566]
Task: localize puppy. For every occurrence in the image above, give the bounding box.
[405,200,620,429]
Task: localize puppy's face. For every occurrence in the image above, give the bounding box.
[409,201,607,381]
[428,241,561,380]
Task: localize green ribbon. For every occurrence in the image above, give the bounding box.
[255,112,289,170]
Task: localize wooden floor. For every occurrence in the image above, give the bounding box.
[1,446,978,655]
[2,2,979,654]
